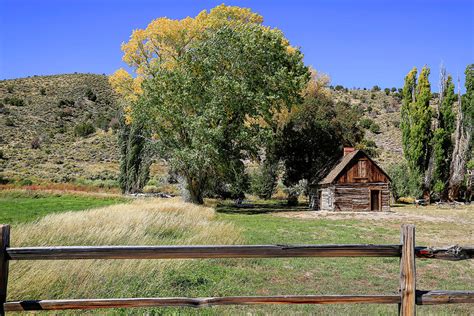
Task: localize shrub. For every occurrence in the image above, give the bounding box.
[58,107,74,118]
[387,162,422,200]
[40,88,46,95]
[0,103,8,114]
[372,85,381,91]
[74,122,95,137]
[4,97,25,107]
[359,118,380,134]
[334,85,344,91]
[0,150,4,159]
[391,87,397,93]
[19,179,33,186]
[356,139,379,158]
[31,137,41,149]
[86,89,97,102]
[6,85,13,93]
[384,88,390,95]
[369,122,381,134]
[95,115,111,131]
[0,173,9,185]
[5,117,14,127]
[359,118,374,129]
[58,99,74,107]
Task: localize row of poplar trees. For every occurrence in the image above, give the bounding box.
[401,64,473,201]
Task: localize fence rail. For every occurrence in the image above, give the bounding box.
[0,224,472,315]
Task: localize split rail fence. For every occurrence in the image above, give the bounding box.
[0,224,472,315]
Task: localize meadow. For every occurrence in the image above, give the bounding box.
[1,192,473,315]
[0,190,125,224]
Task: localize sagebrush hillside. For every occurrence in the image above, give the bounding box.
[0,74,404,185]
[0,74,121,183]
[332,87,404,166]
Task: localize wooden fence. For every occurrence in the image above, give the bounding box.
[0,224,472,315]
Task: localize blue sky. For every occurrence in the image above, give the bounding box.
[1,0,473,90]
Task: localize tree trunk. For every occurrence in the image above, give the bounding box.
[186,177,204,204]
[465,169,473,202]
[448,83,470,201]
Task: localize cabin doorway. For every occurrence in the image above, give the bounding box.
[370,190,380,211]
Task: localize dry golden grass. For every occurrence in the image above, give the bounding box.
[8,198,241,301]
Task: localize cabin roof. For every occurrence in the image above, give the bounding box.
[318,150,391,185]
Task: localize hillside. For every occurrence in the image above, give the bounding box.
[0,74,121,183]
[0,74,404,186]
[332,87,403,167]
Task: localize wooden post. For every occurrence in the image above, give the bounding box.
[0,225,10,316]
[399,224,416,316]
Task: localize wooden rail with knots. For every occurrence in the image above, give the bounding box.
[0,224,472,315]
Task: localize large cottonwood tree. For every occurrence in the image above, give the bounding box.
[132,23,308,204]
[110,5,308,201]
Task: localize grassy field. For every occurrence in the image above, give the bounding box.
[0,190,125,224]
[3,194,474,315]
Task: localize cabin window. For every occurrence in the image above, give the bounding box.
[358,160,367,178]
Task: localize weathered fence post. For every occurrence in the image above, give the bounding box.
[399,224,416,316]
[0,225,10,316]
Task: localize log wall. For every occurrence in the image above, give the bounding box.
[332,183,390,212]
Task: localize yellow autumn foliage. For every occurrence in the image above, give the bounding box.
[109,4,300,125]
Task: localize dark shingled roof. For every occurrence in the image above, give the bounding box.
[319,150,360,185]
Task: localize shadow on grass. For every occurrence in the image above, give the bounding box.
[216,202,309,215]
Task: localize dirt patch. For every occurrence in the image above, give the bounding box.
[273,208,473,224]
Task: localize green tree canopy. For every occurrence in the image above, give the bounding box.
[134,24,309,203]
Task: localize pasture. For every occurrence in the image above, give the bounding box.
[1,192,473,315]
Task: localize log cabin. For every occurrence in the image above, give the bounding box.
[311,148,391,211]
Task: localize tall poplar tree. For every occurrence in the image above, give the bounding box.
[432,74,456,199]
[449,64,474,200]
[401,66,432,188]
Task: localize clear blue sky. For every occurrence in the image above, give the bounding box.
[1,0,473,89]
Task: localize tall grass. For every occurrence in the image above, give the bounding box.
[8,198,241,302]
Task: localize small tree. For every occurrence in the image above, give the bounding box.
[250,162,279,199]
[118,119,151,194]
[387,161,423,200]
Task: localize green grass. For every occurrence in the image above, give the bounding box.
[0,190,126,224]
[5,198,474,315]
